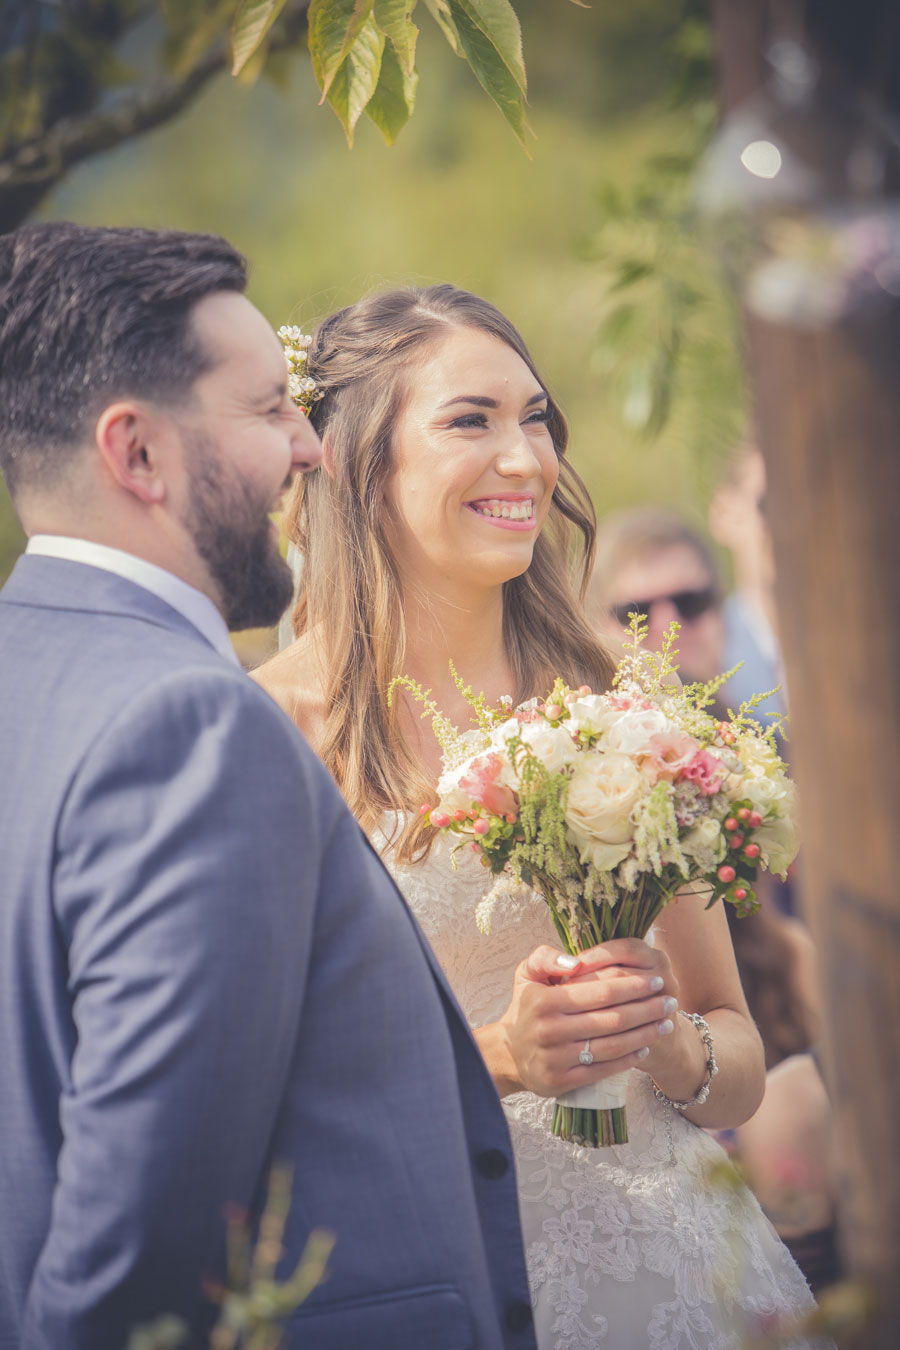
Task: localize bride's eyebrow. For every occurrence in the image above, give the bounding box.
[437,391,547,410]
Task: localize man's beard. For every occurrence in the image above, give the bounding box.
[182,431,294,631]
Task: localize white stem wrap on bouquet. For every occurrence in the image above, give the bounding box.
[557,1067,632,1112]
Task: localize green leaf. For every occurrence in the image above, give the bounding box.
[447,0,528,146]
[232,0,288,77]
[373,0,419,76]
[309,0,375,101]
[326,15,385,146]
[366,38,419,143]
[422,0,461,55]
[452,0,525,95]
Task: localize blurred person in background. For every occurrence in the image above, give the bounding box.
[708,437,786,724]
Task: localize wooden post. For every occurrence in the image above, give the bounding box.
[712,3,900,1341]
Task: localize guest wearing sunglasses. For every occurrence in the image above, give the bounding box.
[586,506,728,692]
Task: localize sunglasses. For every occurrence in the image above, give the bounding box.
[609,586,719,628]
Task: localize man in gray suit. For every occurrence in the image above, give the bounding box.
[0,224,535,1349]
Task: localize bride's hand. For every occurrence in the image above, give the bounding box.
[484,938,682,1099]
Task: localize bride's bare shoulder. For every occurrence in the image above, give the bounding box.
[251,632,328,749]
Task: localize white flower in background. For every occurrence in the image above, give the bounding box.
[565,752,643,871]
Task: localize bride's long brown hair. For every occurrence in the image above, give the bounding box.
[285,285,616,860]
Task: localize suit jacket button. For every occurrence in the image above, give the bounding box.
[505,1300,533,1332]
[475,1148,509,1179]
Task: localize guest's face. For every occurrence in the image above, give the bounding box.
[602,543,725,684]
[383,326,559,596]
[171,292,322,629]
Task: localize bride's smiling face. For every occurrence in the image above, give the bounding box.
[384,326,560,595]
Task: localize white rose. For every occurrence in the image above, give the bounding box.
[606,706,674,756]
[742,772,794,816]
[564,752,644,871]
[565,695,623,738]
[680,816,726,871]
[500,719,579,780]
[754,812,799,875]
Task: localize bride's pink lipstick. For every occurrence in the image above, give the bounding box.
[465,494,536,531]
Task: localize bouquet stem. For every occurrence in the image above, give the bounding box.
[552,1102,628,1146]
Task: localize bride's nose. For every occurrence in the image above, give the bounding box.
[494,427,542,478]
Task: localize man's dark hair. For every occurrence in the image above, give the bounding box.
[0,223,247,495]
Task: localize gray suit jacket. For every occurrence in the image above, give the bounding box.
[0,556,535,1350]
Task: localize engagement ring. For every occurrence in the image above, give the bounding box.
[579,1040,594,1066]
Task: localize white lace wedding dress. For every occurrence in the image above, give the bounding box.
[374,823,825,1350]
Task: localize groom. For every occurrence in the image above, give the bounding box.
[0,224,536,1349]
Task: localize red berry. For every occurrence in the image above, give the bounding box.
[718,865,736,884]
[471,841,480,853]
[431,811,450,828]
[744,842,760,859]
[473,818,489,836]
[468,809,479,820]
[728,833,744,849]
[453,809,466,822]
[505,813,517,824]
[545,704,562,720]
[749,811,763,828]
[419,804,430,816]
[725,817,738,832]
[738,807,751,821]
[578,685,592,696]
[734,887,748,901]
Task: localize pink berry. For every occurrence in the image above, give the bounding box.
[578,685,592,696]
[473,818,489,835]
[734,887,748,901]
[749,811,763,828]
[718,865,736,884]
[738,807,751,821]
[545,704,562,720]
[505,813,517,824]
[431,811,450,828]
[419,804,430,816]
[471,841,480,853]
[728,833,744,849]
[453,809,466,822]
[744,842,760,859]
[725,817,738,833]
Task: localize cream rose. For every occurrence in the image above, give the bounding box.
[500,719,579,782]
[564,751,643,871]
[605,706,674,756]
[565,695,623,739]
[754,810,799,875]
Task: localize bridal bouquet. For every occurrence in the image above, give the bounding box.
[401,620,798,1148]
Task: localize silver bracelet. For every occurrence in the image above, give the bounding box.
[650,1010,719,1111]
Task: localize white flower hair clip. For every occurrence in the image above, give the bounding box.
[277,326,322,416]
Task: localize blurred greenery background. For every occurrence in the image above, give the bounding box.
[1,0,746,655]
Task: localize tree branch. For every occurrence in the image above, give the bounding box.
[0,0,311,228]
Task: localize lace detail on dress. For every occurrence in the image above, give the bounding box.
[374,824,828,1350]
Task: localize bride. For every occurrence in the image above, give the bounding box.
[256,285,822,1348]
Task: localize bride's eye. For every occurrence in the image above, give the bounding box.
[449,412,489,429]
[524,407,551,425]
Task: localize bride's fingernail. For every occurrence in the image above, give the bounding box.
[657,1018,675,1036]
[645,928,658,949]
[556,954,579,970]
[662,997,678,1015]
[650,976,664,993]
[635,1046,650,1060]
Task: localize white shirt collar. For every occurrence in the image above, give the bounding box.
[25,535,240,667]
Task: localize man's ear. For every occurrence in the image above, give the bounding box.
[94,403,167,505]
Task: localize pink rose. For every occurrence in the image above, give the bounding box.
[642,731,700,783]
[678,749,725,797]
[459,753,519,819]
